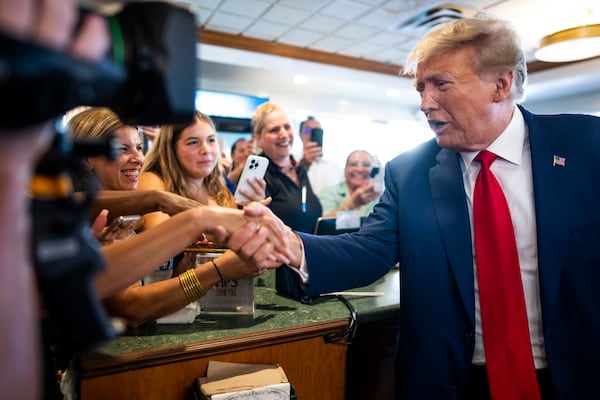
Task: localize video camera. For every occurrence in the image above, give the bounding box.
[2,1,199,353]
[0,1,197,130]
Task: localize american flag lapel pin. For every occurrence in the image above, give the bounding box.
[553,154,566,167]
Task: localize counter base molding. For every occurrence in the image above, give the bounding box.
[80,334,346,400]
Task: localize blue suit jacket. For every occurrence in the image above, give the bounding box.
[288,107,600,399]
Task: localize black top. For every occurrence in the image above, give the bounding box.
[261,153,322,233]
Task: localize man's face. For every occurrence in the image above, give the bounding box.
[300,119,321,144]
[414,47,509,152]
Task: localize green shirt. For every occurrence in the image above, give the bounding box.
[318,181,379,217]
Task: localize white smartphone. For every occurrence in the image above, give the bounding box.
[234,155,269,202]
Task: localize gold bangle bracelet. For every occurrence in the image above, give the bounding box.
[178,271,194,303]
[185,268,206,299]
[178,268,206,303]
[181,270,204,302]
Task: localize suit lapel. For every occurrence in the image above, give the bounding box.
[523,108,570,317]
[429,148,475,325]
[426,108,572,331]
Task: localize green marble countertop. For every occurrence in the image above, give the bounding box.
[81,268,400,362]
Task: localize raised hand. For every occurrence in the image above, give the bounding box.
[234,177,267,205]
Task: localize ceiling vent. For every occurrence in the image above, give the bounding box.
[392,2,482,33]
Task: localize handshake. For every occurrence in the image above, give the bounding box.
[88,190,301,301]
[208,201,299,272]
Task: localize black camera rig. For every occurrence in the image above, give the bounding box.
[0,1,199,352]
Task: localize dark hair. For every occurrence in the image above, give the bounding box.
[68,107,135,191]
[230,138,247,157]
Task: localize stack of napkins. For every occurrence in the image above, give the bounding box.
[156,301,199,324]
[197,361,290,400]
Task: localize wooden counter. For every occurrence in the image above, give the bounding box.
[78,269,400,399]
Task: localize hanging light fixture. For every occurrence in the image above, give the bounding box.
[535,23,600,62]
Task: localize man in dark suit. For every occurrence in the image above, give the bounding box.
[230,17,600,399]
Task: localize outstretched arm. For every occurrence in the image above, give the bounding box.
[84,190,202,221]
[102,250,261,327]
[96,203,291,298]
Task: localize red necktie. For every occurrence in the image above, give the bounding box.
[473,150,540,400]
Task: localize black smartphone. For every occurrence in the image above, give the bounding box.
[310,128,323,148]
[370,166,380,179]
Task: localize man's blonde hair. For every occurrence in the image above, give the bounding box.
[404,17,527,102]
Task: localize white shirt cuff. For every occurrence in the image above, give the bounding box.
[287,236,309,284]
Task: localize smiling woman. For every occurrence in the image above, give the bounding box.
[65,109,273,330]
[252,102,322,233]
[319,149,382,217]
[137,111,239,232]
[68,107,144,192]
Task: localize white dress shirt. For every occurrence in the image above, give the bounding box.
[460,106,546,368]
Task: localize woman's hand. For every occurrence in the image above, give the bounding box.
[91,209,109,240]
[227,202,295,267]
[216,250,271,280]
[205,203,292,264]
[347,182,380,209]
[234,177,267,205]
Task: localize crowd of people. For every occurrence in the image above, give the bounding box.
[68,108,267,328]
[2,1,599,399]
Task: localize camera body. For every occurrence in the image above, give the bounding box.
[0,1,197,130]
[369,158,383,193]
[369,165,380,179]
[7,1,199,352]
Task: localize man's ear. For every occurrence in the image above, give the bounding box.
[493,70,514,102]
[84,157,93,171]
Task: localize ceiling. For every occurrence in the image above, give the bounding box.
[176,0,600,119]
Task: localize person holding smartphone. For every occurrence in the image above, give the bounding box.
[227,137,255,185]
[252,102,322,233]
[298,116,343,196]
[69,108,274,327]
[319,150,382,217]
[138,111,267,218]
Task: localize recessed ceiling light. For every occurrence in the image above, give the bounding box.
[293,75,310,84]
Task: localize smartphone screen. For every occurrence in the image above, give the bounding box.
[310,128,323,148]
